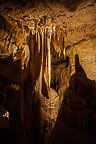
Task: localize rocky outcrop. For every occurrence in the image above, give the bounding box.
[40,88,59,144]
[47,54,96,144]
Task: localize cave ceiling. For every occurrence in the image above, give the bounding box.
[0,0,96,62]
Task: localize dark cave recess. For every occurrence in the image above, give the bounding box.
[0,0,92,11]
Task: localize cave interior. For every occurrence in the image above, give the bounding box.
[0,0,96,144]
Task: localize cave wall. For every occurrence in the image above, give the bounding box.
[67,36,96,80]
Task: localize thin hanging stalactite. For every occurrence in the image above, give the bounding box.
[40,29,44,94]
[35,21,38,44]
[36,30,38,44]
[42,28,49,98]
[45,29,48,88]
[63,36,66,60]
[47,34,51,89]
[41,29,44,64]
[45,53,48,88]
[38,31,40,53]
[49,33,52,90]
[39,32,42,96]
[60,31,63,52]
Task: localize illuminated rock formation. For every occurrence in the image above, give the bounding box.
[0,1,96,144]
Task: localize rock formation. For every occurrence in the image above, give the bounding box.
[0,0,96,144]
[47,54,96,144]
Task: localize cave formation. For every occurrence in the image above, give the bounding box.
[0,0,96,144]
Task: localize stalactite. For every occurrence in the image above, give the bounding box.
[40,28,44,95]
[58,32,61,58]
[29,31,35,59]
[42,29,49,98]
[60,31,63,51]
[52,28,61,57]
[47,35,51,89]
[53,26,56,40]
[36,31,38,45]
[49,33,52,90]
[35,21,38,43]
[41,29,44,64]
[43,29,46,73]
[45,53,48,88]
[44,29,48,88]
[29,25,67,91]
[44,28,47,61]
[36,25,38,44]
[63,36,66,60]
[52,30,58,52]
[38,31,40,53]
[39,31,42,96]
[29,33,35,85]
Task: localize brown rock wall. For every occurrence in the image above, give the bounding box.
[67,37,96,79]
